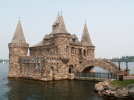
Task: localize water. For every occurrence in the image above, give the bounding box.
[0,63,104,100]
[0,62,133,100]
[95,62,134,74]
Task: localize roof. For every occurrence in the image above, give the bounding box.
[53,14,61,26]
[30,40,54,48]
[55,16,69,34]
[71,34,77,39]
[70,41,84,46]
[81,23,94,47]
[11,20,26,43]
[43,34,49,39]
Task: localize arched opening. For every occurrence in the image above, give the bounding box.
[50,67,54,76]
[84,49,86,57]
[69,65,73,74]
[82,66,94,72]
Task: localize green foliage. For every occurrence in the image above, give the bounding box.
[98,56,134,62]
[110,79,134,87]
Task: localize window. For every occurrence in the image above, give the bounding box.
[72,39,75,42]
[38,63,40,74]
[43,39,46,44]
[84,49,86,57]
[75,39,78,43]
[79,49,81,55]
[35,63,36,74]
[56,46,58,54]
[57,63,59,73]
[70,37,72,42]
[52,26,55,30]
[28,64,29,72]
[66,46,68,53]
[47,49,49,55]
[25,64,26,73]
[39,50,41,55]
[49,38,51,43]
[71,47,74,54]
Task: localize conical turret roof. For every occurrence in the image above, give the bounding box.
[55,16,69,34]
[11,20,26,43]
[81,23,94,47]
[53,14,61,26]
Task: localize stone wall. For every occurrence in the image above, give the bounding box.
[8,43,29,78]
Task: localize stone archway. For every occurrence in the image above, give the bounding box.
[75,59,125,75]
[69,65,73,74]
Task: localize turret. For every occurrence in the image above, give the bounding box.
[8,20,29,78]
[54,15,70,61]
[81,23,95,59]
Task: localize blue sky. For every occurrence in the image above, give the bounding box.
[0,0,134,59]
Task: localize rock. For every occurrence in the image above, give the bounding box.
[128,87,134,92]
[95,82,102,89]
[121,94,129,97]
[101,82,109,86]
[111,91,116,95]
[129,92,134,98]
[111,87,116,91]
[116,89,128,95]
[103,92,110,96]
[127,84,134,88]
[98,92,103,97]
[96,86,104,92]
[106,90,111,94]
[103,86,109,90]
[114,94,118,96]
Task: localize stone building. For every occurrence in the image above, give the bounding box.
[8,14,96,81]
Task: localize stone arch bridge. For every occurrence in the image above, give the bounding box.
[74,59,125,75]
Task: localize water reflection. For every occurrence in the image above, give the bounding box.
[6,79,104,100]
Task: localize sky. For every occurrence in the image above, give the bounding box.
[0,0,134,59]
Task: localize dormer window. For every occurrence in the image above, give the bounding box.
[57,23,59,27]
[75,39,78,43]
[52,26,55,31]
[43,39,46,44]
[49,38,51,43]
[70,37,72,42]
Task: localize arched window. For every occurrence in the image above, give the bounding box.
[84,49,86,57]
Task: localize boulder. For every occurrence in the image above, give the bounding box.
[95,82,102,89]
[106,90,111,94]
[96,86,104,92]
[111,91,116,95]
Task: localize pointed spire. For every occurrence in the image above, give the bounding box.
[53,14,61,26]
[11,20,26,43]
[56,13,61,23]
[55,16,69,34]
[81,23,94,47]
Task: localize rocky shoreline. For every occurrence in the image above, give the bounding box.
[94,79,134,100]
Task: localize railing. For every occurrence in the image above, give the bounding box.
[74,72,116,79]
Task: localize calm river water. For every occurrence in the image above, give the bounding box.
[0,62,133,100]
